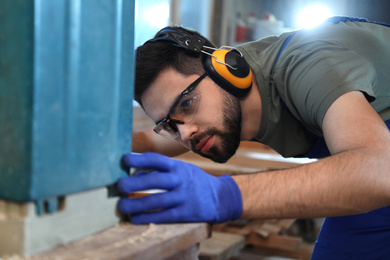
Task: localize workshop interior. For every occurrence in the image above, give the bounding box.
[1,0,390,259]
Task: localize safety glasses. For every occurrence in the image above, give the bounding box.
[153,73,207,139]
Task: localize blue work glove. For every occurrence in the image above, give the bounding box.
[117,152,243,224]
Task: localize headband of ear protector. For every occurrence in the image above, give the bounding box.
[145,27,253,98]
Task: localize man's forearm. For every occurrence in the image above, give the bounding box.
[233,147,390,219]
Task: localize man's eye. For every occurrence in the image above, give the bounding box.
[180,98,194,111]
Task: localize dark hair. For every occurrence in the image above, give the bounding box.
[134,26,214,106]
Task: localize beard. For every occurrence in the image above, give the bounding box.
[191,91,242,163]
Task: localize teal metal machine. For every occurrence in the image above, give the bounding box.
[0,0,134,214]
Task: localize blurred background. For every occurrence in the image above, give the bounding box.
[135,0,390,48]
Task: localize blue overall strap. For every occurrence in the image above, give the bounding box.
[276,32,296,63]
[311,121,390,260]
[250,32,296,144]
[326,15,390,27]
[268,32,296,108]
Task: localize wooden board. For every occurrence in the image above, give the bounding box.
[246,233,302,252]
[25,223,210,260]
[199,232,245,260]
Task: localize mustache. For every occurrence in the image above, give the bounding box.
[190,127,219,151]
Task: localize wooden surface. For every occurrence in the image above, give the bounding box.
[26,223,210,260]
[246,233,302,252]
[199,232,246,260]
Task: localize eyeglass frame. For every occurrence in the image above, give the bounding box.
[153,73,208,138]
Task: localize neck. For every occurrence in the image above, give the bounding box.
[239,74,262,141]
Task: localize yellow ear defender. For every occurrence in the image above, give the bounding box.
[146,27,253,97]
[202,48,252,97]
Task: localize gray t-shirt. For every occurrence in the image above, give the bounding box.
[237,21,390,157]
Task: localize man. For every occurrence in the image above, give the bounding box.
[117,17,390,259]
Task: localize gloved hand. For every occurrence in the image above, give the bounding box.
[117,152,243,224]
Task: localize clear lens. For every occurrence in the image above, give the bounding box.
[154,122,178,139]
[154,90,201,139]
[170,90,200,123]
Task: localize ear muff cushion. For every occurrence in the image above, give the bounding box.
[202,49,252,97]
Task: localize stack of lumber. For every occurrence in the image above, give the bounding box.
[214,219,302,252]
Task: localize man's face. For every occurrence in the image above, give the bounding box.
[142,68,242,163]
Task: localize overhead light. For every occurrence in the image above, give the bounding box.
[297,4,332,29]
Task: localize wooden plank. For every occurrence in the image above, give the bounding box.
[27,223,210,260]
[254,222,282,238]
[276,219,297,230]
[212,219,297,238]
[199,232,246,260]
[246,233,302,252]
[165,245,200,260]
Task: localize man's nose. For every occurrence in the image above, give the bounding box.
[176,123,198,143]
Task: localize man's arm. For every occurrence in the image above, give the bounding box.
[132,127,189,156]
[234,91,390,219]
